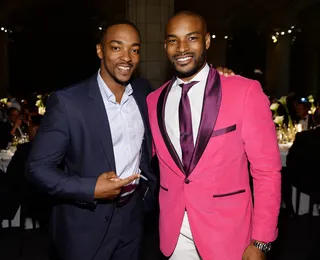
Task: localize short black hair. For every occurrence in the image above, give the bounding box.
[7,107,19,116]
[167,10,207,34]
[97,20,141,45]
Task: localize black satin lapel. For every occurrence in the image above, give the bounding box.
[157,79,185,174]
[87,78,116,171]
[188,68,222,175]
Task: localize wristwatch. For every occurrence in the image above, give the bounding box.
[252,241,272,253]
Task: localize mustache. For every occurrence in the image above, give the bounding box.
[117,62,133,67]
[173,52,195,59]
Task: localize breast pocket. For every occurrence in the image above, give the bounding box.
[213,189,245,198]
[211,124,237,138]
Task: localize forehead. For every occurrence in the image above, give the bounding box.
[166,15,205,36]
[10,110,19,115]
[104,24,140,44]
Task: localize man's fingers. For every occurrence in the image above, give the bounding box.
[105,171,117,179]
[216,67,223,75]
[117,174,140,188]
[229,69,235,75]
[110,177,121,182]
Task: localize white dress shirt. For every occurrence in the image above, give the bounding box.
[165,63,210,160]
[299,115,309,131]
[97,72,144,195]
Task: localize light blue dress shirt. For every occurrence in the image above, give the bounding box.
[97,72,144,195]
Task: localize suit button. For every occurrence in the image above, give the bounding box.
[105,217,109,222]
[184,179,190,184]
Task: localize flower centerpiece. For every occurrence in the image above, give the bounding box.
[0,98,8,107]
[308,95,316,115]
[35,95,46,115]
[270,95,296,143]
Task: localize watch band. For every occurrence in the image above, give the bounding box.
[253,241,272,253]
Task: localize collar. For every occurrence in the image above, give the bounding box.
[174,63,210,89]
[97,69,133,102]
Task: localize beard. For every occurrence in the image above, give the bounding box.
[103,60,132,86]
[170,50,207,79]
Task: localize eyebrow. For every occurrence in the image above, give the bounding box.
[109,40,140,47]
[166,31,201,38]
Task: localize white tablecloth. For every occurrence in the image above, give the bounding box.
[278,143,319,216]
[0,150,39,229]
[0,150,14,172]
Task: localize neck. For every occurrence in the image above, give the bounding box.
[99,68,126,103]
[178,62,207,82]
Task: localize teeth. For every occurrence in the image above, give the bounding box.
[118,66,130,70]
[177,57,191,62]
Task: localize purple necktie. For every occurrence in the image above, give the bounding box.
[179,81,199,173]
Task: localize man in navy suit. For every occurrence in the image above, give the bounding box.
[26,20,157,260]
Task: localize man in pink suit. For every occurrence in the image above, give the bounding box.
[147,11,281,260]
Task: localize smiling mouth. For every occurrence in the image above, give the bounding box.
[175,56,193,65]
[117,65,132,74]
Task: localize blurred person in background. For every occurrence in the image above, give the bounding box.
[0,107,23,149]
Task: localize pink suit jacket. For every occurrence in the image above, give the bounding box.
[146,68,282,260]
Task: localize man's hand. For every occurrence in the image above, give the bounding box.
[94,171,140,200]
[242,244,266,260]
[10,118,22,136]
[216,67,235,77]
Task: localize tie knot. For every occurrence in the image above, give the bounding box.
[179,81,199,96]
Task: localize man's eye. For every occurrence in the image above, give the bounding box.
[168,39,177,43]
[132,49,140,54]
[112,47,120,51]
[189,37,198,41]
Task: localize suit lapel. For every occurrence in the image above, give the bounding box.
[131,80,152,163]
[87,75,116,171]
[157,78,185,174]
[188,67,222,175]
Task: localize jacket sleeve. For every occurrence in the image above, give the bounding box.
[241,81,282,242]
[26,92,97,205]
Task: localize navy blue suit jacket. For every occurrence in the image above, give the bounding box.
[26,74,157,259]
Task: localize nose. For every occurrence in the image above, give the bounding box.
[177,40,189,54]
[121,49,132,62]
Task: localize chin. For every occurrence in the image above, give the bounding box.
[174,63,194,73]
[114,74,132,84]
[176,68,196,78]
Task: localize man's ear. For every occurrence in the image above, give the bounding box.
[96,44,103,59]
[205,32,211,50]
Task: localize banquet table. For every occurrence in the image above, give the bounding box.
[279,143,319,216]
[0,149,39,229]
